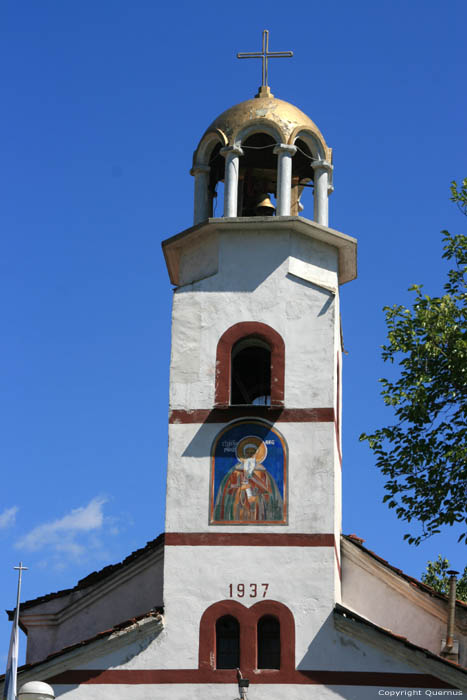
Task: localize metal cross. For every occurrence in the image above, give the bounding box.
[14,562,29,573]
[14,562,28,604]
[237,30,293,88]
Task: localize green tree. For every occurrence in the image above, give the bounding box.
[422,556,467,602]
[360,179,467,545]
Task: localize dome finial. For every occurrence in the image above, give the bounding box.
[237,30,293,98]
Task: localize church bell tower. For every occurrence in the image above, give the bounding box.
[160,36,357,675]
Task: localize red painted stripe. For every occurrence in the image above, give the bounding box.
[47,669,454,688]
[165,533,335,547]
[169,408,335,424]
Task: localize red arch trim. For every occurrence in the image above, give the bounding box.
[198,599,295,672]
[215,322,285,407]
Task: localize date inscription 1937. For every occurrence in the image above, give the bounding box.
[228,583,269,598]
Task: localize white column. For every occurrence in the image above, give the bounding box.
[273,144,297,216]
[220,145,243,217]
[190,165,211,225]
[311,160,333,227]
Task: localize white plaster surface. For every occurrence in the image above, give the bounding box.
[52,683,415,700]
[165,421,339,535]
[288,230,338,292]
[342,538,467,668]
[162,546,336,668]
[178,230,218,286]
[169,227,340,410]
[163,218,344,680]
[22,550,164,664]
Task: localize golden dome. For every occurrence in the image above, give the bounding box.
[194,89,332,163]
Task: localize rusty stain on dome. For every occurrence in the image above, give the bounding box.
[196,92,331,162]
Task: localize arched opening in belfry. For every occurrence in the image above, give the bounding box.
[257,615,281,669]
[238,133,277,216]
[230,337,271,405]
[291,138,314,215]
[216,615,240,669]
[208,142,225,216]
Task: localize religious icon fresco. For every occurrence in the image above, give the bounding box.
[210,420,287,525]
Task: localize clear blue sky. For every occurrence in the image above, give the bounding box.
[1,0,466,666]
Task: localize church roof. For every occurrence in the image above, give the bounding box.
[335,604,467,679]
[11,533,164,617]
[13,532,464,619]
[194,92,332,163]
[0,610,163,683]
[14,532,463,618]
[343,534,467,610]
[5,604,465,687]
[207,94,324,142]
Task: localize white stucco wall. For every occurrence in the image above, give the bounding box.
[161,546,336,668]
[23,547,164,664]
[165,421,338,534]
[9,606,467,698]
[164,222,343,660]
[53,681,451,700]
[342,538,467,667]
[51,683,440,700]
[169,228,339,410]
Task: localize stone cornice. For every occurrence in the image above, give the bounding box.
[162,216,357,287]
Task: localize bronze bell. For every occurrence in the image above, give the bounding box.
[255,194,276,216]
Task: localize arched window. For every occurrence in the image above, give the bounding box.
[257,615,280,669]
[231,337,271,405]
[199,599,294,673]
[215,322,285,408]
[216,615,240,669]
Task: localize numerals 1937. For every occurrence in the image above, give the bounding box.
[228,583,269,598]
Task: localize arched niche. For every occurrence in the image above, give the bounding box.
[236,120,283,145]
[289,136,316,217]
[235,122,283,217]
[194,128,228,167]
[191,129,228,223]
[290,127,327,161]
[290,128,332,223]
[215,322,285,407]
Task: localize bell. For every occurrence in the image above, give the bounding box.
[255,194,275,216]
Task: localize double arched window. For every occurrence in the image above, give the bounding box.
[199,600,294,674]
[215,322,285,408]
[215,614,280,670]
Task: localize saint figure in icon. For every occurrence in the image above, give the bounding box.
[213,435,283,522]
